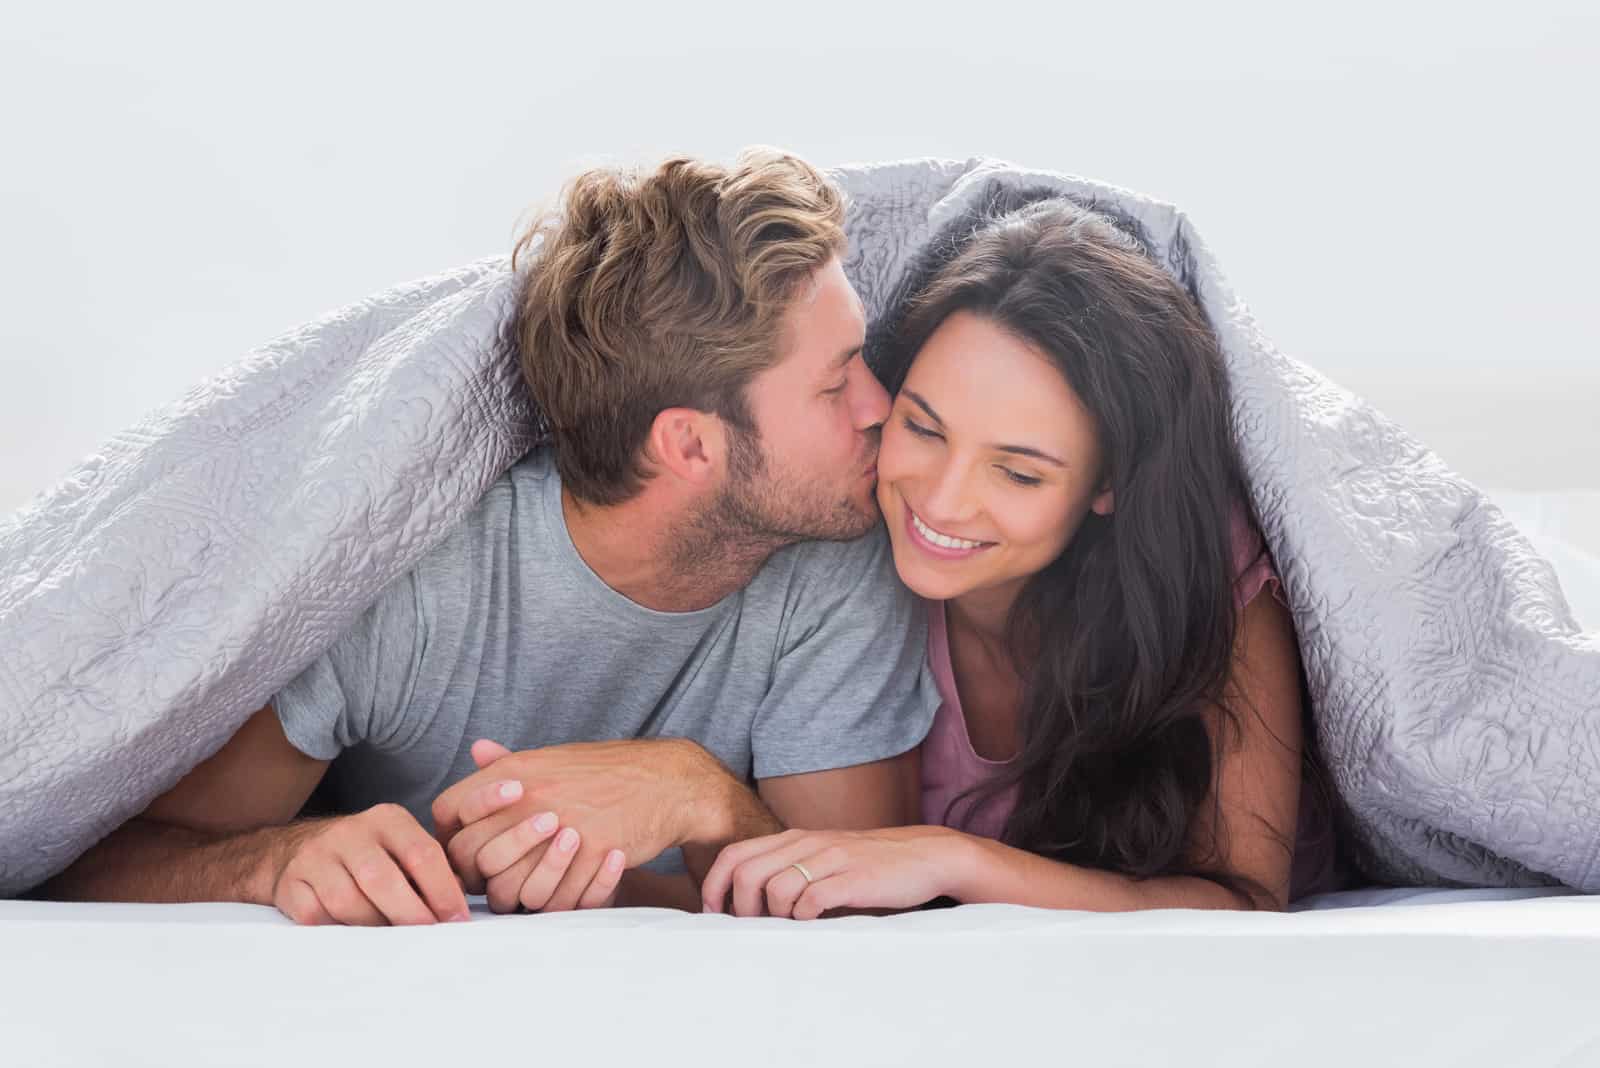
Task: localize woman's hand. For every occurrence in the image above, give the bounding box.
[700,826,968,919]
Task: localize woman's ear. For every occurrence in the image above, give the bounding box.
[1090,485,1115,516]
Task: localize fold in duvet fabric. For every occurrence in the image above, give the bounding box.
[1,158,1596,896]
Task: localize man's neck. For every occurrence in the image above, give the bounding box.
[561,488,779,613]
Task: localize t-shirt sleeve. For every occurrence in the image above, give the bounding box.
[750,526,942,780]
[273,570,430,761]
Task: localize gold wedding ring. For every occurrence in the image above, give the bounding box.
[790,861,815,884]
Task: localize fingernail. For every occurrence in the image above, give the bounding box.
[606,849,624,872]
[532,812,557,833]
[450,911,471,923]
[498,781,522,800]
[557,828,579,852]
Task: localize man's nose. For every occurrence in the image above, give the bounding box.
[853,363,891,431]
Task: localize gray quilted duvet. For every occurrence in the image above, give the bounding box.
[2,158,1596,897]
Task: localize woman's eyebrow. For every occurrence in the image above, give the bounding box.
[904,389,1067,467]
[905,389,944,425]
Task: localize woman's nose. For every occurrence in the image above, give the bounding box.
[919,458,976,526]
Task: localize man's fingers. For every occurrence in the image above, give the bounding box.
[275,878,334,926]
[519,828,581,912]
[476,812,560,879]
[347,849,437,926]
[471,738,514,769]
[383,824,470,922]
[576,850,626,911]
[701,829,806,913]
[313,864,386,927]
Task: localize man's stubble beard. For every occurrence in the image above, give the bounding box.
[669,425,879,582]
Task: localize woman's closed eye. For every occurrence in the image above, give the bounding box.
[902,415,941,439]
[999,467,1041,487]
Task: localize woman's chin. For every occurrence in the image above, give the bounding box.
[888,546,977,602]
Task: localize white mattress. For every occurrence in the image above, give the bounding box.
[4,888,1599,1067]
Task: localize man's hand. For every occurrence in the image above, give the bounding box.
[268,803,478,926]
[432,737,737,913]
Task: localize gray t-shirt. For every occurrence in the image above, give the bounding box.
[275,448,939,853]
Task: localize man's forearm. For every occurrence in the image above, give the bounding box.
[677,764,784,885]
[36,817,320,906]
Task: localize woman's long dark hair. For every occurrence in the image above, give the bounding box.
[876,189,1290,906]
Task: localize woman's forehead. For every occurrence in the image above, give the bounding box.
[906,312,1097,445]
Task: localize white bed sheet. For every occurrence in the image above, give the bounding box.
[5,889,1600,1068]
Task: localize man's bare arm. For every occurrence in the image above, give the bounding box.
[38,705,490,924]
[40,704,327,904]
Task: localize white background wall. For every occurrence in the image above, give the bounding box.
[3,0,1596,520]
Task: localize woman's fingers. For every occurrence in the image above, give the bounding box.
[793,875,856,921]
[728,840,835,918]
[763,859,829,919]
[446,805,531,893]
[486,852,542,914]
[576,849,627,910]
[700,828,807,913]
[452,780,525,835]
[470,738,514,769]
[518,828,582,912]
[476,811,560,879]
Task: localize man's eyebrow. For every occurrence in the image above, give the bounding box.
[904,389,1067,468]
[830,345,861,371]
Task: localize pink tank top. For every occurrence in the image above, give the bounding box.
[918,504,1342,901]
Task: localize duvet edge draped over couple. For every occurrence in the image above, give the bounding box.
[1,156,1596,899]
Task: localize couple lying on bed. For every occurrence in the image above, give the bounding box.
[45,148,1344,924]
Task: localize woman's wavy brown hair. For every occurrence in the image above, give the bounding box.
[875,188,1299,908]
[512,148,846,505]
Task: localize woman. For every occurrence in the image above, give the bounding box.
[701,194,1341,918]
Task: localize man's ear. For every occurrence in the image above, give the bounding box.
[646,407,725,486]
[1090,485,1115,516]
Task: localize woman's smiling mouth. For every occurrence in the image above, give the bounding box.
[904,504,995,559]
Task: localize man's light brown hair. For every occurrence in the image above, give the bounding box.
[511,148,847,506]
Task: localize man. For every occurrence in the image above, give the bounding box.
[43,148,939,924]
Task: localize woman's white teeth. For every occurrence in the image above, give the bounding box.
[911,511,985,550]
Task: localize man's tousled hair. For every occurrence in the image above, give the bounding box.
[512,148,846,505]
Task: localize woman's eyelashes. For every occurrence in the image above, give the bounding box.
[1001,468,1042,487]
[901,415,1043,487]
